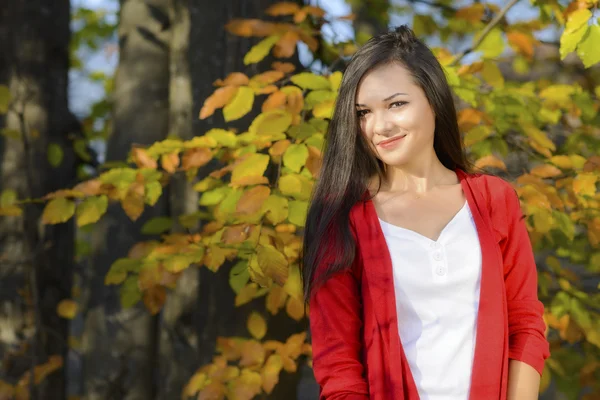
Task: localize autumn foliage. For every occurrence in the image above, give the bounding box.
[1,1,600,399]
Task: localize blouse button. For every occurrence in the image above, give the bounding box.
[430,242,440,248]
[436,265,447,276]
[433,252,443,261]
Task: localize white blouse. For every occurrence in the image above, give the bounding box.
[378,200,482,400]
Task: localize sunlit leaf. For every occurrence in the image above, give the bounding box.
[231,153,270,185]
[476,28,505,59]
[576,25,600,68]
[223,86,254,122]
[283,144,308,173]
[237,185,271,214]
[247,312,267,340]
[57,299,78,319]
[244,35,280,65]
[290,72,330,90]
[262,354,283,394]
[42,197,75,224]
[76,195,108,227]
[288,200,308,227]
[199,85,239,120]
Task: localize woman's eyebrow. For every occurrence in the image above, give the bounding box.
[355,92,408,107]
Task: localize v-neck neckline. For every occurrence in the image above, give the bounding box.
[377,200,468,245]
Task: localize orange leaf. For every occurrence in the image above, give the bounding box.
[293,10,307,24]
[229,175,269,187]
[121,188,145,221]
[265,2,300,16]
[269,139,291,158]
[197,382,226,400]
[254,84,279,95]
[338,13,356,20]
[455,4,484,23]
[262,91,287,112]
[252,70,285,86]
[507,31,534,58]
[43,189,86,200]
[284,332,307,359]
[475,155,507,171]
[239,340,265,367]
[274,31,299,58]
[223,224,251,244]
[181,147,212,170]
[302,5,326,18]
[530,164,562,178]
[143,286,166,315]
[298,30,319,52]
[199,85,238,119]
[305,145,322,177]
[225,18,276,37]
[73,179,103,196]
[271,61,295,73]
[237,186,271,214]
[285,90,304,114]
[457,108,483,132]
[161,152,180,173]
[214,72,249,87]
[132,147,157,169]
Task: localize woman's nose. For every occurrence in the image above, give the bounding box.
[372,111,393,136]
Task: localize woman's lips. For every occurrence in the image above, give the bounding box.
[378,134,406,149]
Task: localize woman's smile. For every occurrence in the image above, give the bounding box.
[378,134,407,149]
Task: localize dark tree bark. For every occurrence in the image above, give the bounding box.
[0,1,76,399]
[80,0,170,399]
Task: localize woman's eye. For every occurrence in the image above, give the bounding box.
[390,101,407,108]
[356,109,369,118]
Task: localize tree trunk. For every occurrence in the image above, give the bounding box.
[0,1,76,399]
[80,0,170,399]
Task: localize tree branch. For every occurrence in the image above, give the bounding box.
[451,0,520,66]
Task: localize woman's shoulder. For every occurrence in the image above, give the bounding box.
[467,171,517,204]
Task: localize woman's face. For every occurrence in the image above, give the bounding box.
[355,62,436,168]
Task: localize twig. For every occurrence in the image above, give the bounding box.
[451,0,520,66]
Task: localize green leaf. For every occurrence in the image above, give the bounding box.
[244,35,280,65]
[205,129,237,147]
[231,153,270,185]
[0,84,11,113]
[477,28,505,59]
[261,195,289,224]
[229,260,250,294]
[464,125,492,147]
[560,25,588,59]
[47,143,64,167]
[76,195,108,227]
[120,275,142,308]
[141,216,173,235]
[576,24,600,68]
[1,189,18,207]
[1,128,21,139]
[305,90,336,108]
[287,123,318,141]
[288,200,308,227]
[290,72,331,90]
[223,86,254,122]
[105,258,139,285]
[42,197,75,224]
[282,144,309,173]
[144,181,162,206]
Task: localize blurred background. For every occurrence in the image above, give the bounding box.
[1,0,599,399]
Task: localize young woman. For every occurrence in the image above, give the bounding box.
[301,26,550,400]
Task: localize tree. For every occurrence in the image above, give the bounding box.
[0,0,77,399]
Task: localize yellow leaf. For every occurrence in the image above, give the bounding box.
[42,197,75,224]
[266,285,287,315]
[576,25,600,68]
[143,286,166,315]
[249,109,292,136]
[530,164,563,178]
[131,147,157,169]
[475,155,506,171]
[231,153,270,185]
[523,125,556,151]
[235,283,260,306]
[261,354,283,394]
[223,86,254,122]
[206,128,237,147]
[76,195,108,227]
[312,99,335,119]
[0,205,22,216]
[121,187,145,221]
[506,31,534,58]
[278,174,302,196]
[247,312,267,340]
[257,245,289,285]
[244,35,280,65]
[183,372,207,397]
[283,144,308,173]
[199,85,238,119]
[560,25,588,59]
[262,195,289,225]
[228,369,262,400]
[573,173,598,197]
[290,72,331,90]
[237,185,271,214]
[564,8,592,34]
[286,296,305,321]
[57,299,78,319]
[265,2,300,16]
[481,61,504,88]
[329,71,343,92]
[476,28,505,59]
[539,84,576,105]
[288,200,308,227]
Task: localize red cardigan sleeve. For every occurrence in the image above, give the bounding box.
[309,250,369,399]
[498,182,550,376]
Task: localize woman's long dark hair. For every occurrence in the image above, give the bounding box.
[301,25,475,302]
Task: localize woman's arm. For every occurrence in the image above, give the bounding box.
[309,263,369,400]
[507,360,541,400]
[499,183,550,396]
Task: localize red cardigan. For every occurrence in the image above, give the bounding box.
[309,168,550,400]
